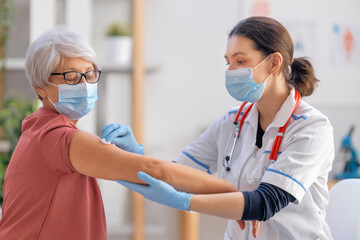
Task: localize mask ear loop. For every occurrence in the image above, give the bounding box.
[48,82,59,88]
[262,73,273,83]
[45,82,59,106]
[252,54,273,85]
[47,96,56,106]
[252,54,273,70]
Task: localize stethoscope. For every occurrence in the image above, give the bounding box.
[223,90,301,171]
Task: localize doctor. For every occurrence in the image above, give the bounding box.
[105,16,334,239]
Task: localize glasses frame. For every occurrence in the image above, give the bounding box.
[50,70,102,85]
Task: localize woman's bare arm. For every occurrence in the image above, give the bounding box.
[69,130,238,194]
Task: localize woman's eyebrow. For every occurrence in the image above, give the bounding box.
[224,51,247,58]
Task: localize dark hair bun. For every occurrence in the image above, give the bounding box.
[290,57,319,97]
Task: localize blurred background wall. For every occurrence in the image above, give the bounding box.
[2,0,360,239]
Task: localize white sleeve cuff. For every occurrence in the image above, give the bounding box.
[262,168,306,204]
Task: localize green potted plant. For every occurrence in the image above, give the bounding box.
[0,0,14,107]
[0,97,38,206]
[105,22,133,65]
[0,0,15,209]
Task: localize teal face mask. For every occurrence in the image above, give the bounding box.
[225,54,272,103]
[47,82,98,120]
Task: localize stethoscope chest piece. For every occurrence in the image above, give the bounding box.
[223,122,241,172]
[224,155,231,171]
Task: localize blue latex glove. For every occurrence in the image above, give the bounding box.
[117,171,193,211]
[101,123,144,155]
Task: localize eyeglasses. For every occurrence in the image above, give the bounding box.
[50,70,102,85]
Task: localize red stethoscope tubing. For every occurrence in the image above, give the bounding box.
[234,90,301,161]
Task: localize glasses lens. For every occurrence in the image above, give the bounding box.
[64,71,81,85]
[86,70,100,83]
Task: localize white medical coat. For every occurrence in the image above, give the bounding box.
[175,88,334,240]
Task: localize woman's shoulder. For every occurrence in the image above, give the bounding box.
[219,105,240,123]
[296,101,329,120]
[291,100,333,131]
[22,107,77,133]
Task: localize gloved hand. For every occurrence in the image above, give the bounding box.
[117,171,193,211]
[101,123,144,155]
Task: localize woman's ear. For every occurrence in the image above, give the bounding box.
[35,86,46,100]
[270,52,283,75]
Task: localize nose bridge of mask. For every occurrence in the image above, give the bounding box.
[225,67,252,77]
[58,83,97,101]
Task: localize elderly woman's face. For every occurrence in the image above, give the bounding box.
[38,56,94,112]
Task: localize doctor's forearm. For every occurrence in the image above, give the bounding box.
[189,182,296,221]
[189,192,245,220]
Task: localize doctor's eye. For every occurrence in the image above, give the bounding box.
[237,60,245,64]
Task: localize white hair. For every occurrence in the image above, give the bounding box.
[25,25,99,98]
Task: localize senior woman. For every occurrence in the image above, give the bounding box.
[0,25,238,239]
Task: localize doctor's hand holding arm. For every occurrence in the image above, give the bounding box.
[116,16,335,240]
[101,123,144,155]
[118,171,261,237]
[102,123,260,237]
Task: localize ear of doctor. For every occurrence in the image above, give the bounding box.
[101,123,144,155]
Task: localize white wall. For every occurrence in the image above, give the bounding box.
[143,0,241,159]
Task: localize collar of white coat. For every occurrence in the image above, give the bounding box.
[244,87,298,129]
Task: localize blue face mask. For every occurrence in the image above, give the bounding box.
[47,82,98,120]
[225,54,272,103]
